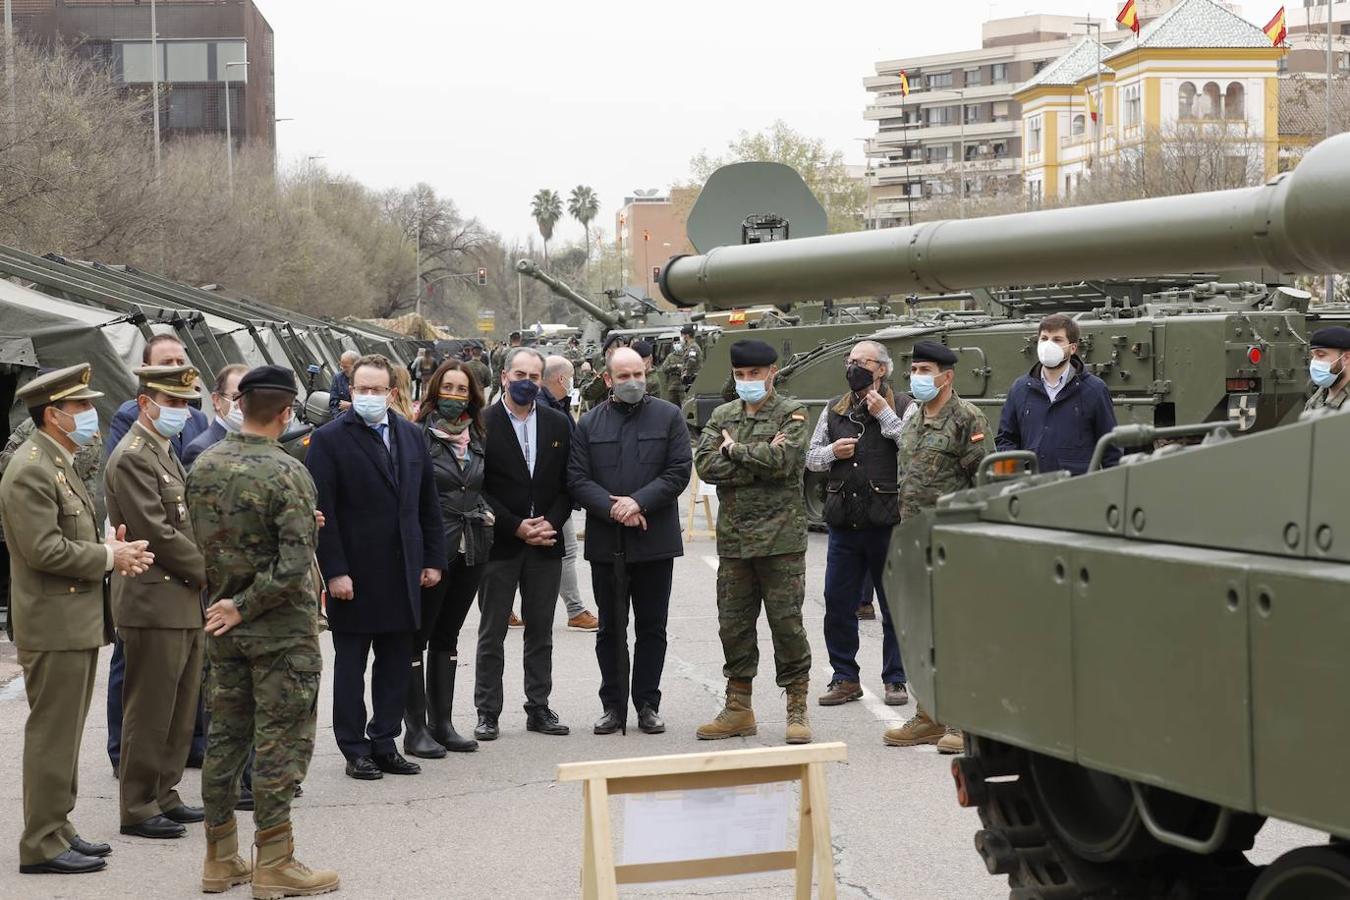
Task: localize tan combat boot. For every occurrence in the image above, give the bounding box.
[936,727,965,755]
[785,682,813,745]
[883,705,946,747]
[202,817,252,893]
[696,679,756,739]
[251,822,339,900]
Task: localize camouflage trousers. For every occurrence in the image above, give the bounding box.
[203,634,321,830]
[715,552,811,688]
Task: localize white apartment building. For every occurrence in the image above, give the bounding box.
[862,14,1120,228]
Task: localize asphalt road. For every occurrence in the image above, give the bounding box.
[0,496,1321,899]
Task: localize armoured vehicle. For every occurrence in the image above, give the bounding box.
[668,133,1350,896]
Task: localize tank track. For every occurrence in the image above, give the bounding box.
[957,735,1261,900]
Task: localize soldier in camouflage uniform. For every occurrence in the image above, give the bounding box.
[462,346,491,394]
[693,339,813,745]
[489,333,521,383]
[633,340,663,399]
[1305,326,1350,415]
[662,325,704,408]
[580,334,629,409]
[185,365,339,898]
[883,341,990,755]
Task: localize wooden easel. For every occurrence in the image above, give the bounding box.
[557,742,848,899]
[684,469,716,541]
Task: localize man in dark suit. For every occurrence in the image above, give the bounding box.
[328,350,358,417]
[306,354,445,780]
[474,347,573,740]
[182,364,248,470]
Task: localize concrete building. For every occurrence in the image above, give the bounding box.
[861,14,1119,228]
[615,189,696,301]
[1017,0,1297,204]
[10,0,276,152]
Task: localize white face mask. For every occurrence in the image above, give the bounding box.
[1037,340,1067,369]
[220,399,245,433]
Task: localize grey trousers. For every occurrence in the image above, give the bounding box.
[558,515,584,617]
[475,548,563,718]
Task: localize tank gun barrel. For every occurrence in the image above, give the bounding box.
[515,259,626,329]
[660,134,1350,310]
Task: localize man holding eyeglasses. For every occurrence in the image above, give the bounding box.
[806,340,914,711]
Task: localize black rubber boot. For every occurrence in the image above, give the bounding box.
[427,651,478,753]
[403,654,447,759]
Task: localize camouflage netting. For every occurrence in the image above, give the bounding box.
[346,313,452,341]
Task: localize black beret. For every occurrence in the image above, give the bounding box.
[912,340,958,366]
[680,324,695,336]
[238,365,297,396]
[602,333,627,352]
[729,339,777,367]
[1310,326,1350,350]
[633,340,654,359]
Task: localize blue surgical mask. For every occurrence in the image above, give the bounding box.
[353,394,388,424]
[150,399,189,438]
[222,400,245,433]
[735,378,768,405]
[910,374,940,403]
[60,408,101,447]
[1310,358,1340,388]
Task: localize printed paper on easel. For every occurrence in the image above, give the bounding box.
[620,782,791,865]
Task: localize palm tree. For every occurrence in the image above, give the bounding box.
[530,189,562,266]
[567,185,600,270]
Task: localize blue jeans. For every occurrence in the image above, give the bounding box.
[823,526,905,686]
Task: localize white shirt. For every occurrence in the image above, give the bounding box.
[501,396,538,476]
[1042,366,1070,404]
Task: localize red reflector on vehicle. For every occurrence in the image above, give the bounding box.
[1247,346,1263,364]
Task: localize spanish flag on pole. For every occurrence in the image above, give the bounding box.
[1263,6,1287,45]
[1085,87,1098,123]
[899,69,910,97]
[1116,0,1140,35]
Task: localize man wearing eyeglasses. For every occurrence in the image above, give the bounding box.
[805,340,914,711]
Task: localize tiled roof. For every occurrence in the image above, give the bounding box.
[1020,38,1112,89]
[1107,0,1273,59]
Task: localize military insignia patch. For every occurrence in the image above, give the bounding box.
[790,413,806,421]
[971,432,985,443]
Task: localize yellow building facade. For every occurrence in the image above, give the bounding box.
[1016,0,1284,203]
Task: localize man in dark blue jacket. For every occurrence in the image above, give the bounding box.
[568,348,691,735]
[996,314,1120,475]
[306,354,445,780]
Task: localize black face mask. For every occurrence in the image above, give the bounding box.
[845,364,875,394]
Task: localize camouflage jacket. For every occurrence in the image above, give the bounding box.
[1304,385,1348,414]
[898,392,991,520]
[645,369,663,398]
[694,391,809,558]
[186,432,320,637]
[0,417,103,543]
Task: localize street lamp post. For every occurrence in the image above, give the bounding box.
[304,154,324,212]
[954,88,966,217]
[1326,2,1336,303]
[4,0,17,148]
[150,0,160,177]
[223,59,249,196]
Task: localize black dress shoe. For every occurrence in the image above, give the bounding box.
[18,848,107,874]
[235,786,254,811]
[120,815,186,839]
[474,714,499,741]
[638,707,666,734]
[372,751,421,776]
[593,709,624,735]
[526,708,570,736]
[294,782,304,798]
[68,836,111,858]
[345,755,383,780]
[162,804,204,824]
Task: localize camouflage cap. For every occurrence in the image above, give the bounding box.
[135,364,202,400]
[16,363,104,407]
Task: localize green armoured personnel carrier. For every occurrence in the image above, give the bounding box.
[664,133,1350,897]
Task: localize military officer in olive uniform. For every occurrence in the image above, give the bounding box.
[186,365,339,897]
[883,341,990,755]
[693,339,814,745]
[463,345,491,393]
[633,340,663,399]
[0,364,154,875]
[1305,326,1350,414]
[104,364,208,840]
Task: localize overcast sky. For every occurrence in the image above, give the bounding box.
[265,0,1271,245]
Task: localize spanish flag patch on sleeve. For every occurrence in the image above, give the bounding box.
[790,413,806,422]
[971,432,985,443]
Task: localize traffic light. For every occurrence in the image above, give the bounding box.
[477,267,487,286]
[652,266,661,283]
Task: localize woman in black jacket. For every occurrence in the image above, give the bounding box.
[404,360,493,756]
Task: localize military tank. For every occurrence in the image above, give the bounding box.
[662,133,1350,896]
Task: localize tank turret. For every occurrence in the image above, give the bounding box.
[515,259,627,331]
